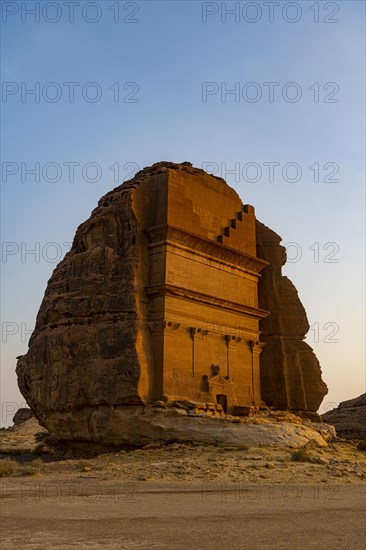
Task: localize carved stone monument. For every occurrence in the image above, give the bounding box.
[16,162,327,447]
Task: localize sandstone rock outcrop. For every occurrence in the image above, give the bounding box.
[256,221,328,414]
[322,394,366,440]
[12,408,33,426]
[51,406,334,455]
[16,162,327,451]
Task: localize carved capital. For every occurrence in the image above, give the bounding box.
[249,340,265,354]
[225,334,242,348]
[190,327,208,341]
[164,320,181,334]
[147,321,163,335]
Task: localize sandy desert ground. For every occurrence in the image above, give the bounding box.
[1,436,365,550]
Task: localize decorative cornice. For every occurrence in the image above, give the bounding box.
[145,283,270,320]
[145,224,268,275]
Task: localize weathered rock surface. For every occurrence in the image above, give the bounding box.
[256,221,328,412]
[322,394,366,440]
[16,162,328,451]
[46,406,334,455]
[17,167,146,440]
[0,406,334,456]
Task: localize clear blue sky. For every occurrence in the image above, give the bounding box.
[1,0,365,425]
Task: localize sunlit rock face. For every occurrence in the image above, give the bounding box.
[16,162,327,450]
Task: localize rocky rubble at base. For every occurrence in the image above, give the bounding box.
[3,405,365,487]
[1,404,335,457]
[1,439,365,485]
[65,404,334,455]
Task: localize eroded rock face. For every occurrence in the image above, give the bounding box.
[256,220,328,413]
[17,171,146,439]
[55,406,334,455]
[322,394,366,440]
[16,162,328,450]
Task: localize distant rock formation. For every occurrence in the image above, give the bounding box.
[0,414,47,454]
[16,162,327,451]
[322,394,366,440]
[12,408,33,425]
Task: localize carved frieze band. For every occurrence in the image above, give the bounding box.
[145,283,269,320]
[145,224,268,275]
